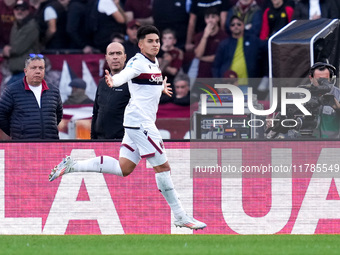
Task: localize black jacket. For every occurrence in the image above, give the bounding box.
[91,78,130,139]
[0,77,63,140]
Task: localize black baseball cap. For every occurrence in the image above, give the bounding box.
[14,0,29,10]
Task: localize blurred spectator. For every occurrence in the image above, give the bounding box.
[36,0,71,50]
[216,70,239,94]
[158,29,183,104]
[335,0,340,18]
[2,0,40,86]
[213,15,267,87]
[110,32,125,44]
[63,78,94,105]
[0,54,63,140]
[66,0,94,53]
[193,7,227,78]
[29,0,41,9]
[226,0,262,37]
[152,0,189,50]
[292,0,338,20]
[122,19,140,61]
[43,56,61,86]
[228,0,295,10]
[260,0,294,40]
[0,0,16,49]
[34,0,51,43]
[91,42,130,139]
[185,0,229,52]
[158,29,183,84]
[173,71,190,106]
[124,0,153,25]
[86,0,125,53]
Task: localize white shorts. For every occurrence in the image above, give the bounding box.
[119,124,167,167]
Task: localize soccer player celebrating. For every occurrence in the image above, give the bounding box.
[49,25,207,230]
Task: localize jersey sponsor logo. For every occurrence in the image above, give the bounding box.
[149,74,163,84]
[132,73,163,85]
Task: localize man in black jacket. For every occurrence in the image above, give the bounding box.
[91,42,130,139]
[0,54,63,140]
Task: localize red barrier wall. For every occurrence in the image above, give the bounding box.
[0,141,340,235]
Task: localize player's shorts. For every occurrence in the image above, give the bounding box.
[119,124,167,167]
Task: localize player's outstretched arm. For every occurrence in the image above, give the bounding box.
[162,76,173,97]
[105,69,114,88]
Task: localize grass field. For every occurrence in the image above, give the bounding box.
[1,235,340,255]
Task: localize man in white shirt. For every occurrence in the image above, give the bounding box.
[0,54,63,139]
[49,25,206,230]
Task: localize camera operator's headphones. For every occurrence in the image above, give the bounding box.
[310,62,337,80]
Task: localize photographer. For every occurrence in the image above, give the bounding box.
[267,62,340,139]
[308,62,340,138]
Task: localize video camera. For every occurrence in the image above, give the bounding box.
[266,78,335,138]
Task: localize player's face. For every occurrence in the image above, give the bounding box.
[24,59,45,86]
[138,33,160,60]
[310,69,331,86]
[106,42,126,74]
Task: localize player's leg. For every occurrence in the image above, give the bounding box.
[134,125,206,230]
[48,155,124,181]
[152,159,207,230]
[65,141,140,177]
[152,161,186,219]
[49,133,141,181]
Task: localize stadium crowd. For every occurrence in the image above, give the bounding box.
[0,0,339,139]
[1,0,340,91]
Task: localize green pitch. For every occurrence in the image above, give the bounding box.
[1,235,340,255]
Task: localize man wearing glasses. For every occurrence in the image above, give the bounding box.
[212,15,267,90]
[0,54,63,140]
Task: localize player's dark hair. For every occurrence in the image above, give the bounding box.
[137,25,160,42]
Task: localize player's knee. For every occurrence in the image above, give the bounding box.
[153,161,170,173]
[121,169,133,177]
[119,158,136,177]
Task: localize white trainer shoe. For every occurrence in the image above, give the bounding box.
[49,156,75,182]
[174,215,207,230]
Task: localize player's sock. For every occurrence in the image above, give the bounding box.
[73,156,123,176]
[155,171,186,219]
